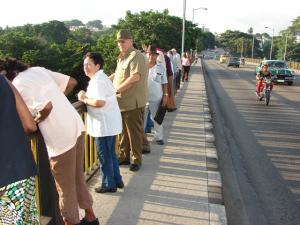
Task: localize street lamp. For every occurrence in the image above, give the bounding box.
[192,7,208,24]
[265,26,274,60]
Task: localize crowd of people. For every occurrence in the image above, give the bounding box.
[0,29,193,225]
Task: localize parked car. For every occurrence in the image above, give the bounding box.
[255,60,295,85]
[227,57,240,67]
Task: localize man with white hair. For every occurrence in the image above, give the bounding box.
[171,48,182,93]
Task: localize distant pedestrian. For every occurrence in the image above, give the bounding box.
[144,45,168,145]
[182,52,191,82]
[78,52,124,194]
[171,48,182,92]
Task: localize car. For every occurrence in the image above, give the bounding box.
[227,57,240,67]
[255,60,295,85]
[219,54,229,63]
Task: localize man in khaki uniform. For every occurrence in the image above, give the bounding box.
[110,29,148,172]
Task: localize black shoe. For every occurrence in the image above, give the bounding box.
[78,218,100,225]
[156,140,164,145]
[118,160,130,165]
[129,164,140,172]
[117,181,124,189]
[94,187,117,193]
[142,147,151,154]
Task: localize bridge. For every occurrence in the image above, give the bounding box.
[35,60,227,225]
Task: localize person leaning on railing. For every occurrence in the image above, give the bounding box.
[0,58,99,225]
[0,75,39,224]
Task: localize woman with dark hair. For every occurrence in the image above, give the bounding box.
[0,58,99,225]
[0,74,39,224]
[78,52,124,193]
[182,52,191,82]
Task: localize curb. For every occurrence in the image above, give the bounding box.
[198,62,228,225]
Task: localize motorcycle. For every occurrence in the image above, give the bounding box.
[258,77,272,106]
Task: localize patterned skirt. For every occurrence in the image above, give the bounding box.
[0,177,40,225]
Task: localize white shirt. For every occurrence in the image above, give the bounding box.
[173,52,182,71]
[13,67,85,157]
[86,70,122,137]
[148,63,168,102]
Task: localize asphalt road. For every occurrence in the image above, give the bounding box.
[202,59,300,225]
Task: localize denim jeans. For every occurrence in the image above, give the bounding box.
[94,135,122,188]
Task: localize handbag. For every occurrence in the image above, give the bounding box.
[154,102,167,125]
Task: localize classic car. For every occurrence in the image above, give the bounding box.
[255,60,295,85]
[227,57,240,67]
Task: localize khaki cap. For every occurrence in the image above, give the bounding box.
[117,29,133,40]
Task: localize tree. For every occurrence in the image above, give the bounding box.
[86,20,103,30]
[34,20,70,44]
[64,19,84,29]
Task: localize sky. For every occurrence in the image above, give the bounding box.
[0,0,299,36]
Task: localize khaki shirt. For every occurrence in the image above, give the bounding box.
[114,47,148,112]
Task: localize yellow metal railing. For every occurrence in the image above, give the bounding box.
[30,137,40,217]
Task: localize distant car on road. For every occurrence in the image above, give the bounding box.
[219,54,229,63]
[227,57,240,67]
[255,60,295,85]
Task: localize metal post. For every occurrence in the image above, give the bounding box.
[284,34,288,61]
[265,27,274,60]
[251,33,255,58]
[192,9,195,24]
[241,39,244,57]
[181,0,186,57]
[270,31,274,60]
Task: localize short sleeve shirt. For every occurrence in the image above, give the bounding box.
[85,70,122,137]
[13,67,85,157]
[113,47,148,111]
[148,63,168,102]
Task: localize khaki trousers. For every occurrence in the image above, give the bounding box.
[49,133,93,224]
[118,107,145,165]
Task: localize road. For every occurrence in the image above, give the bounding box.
[202,59,300,225]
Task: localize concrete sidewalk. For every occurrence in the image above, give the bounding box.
[85,61,227,225]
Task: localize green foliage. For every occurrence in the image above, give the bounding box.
[0,10,217,101]
[96,32,119,75]
[217,30,261,57]
[64,19,84,29]
[114,10,215,52]
[86,20,103,30]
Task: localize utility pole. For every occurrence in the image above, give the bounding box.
[181,0,186,57]
[241,39,244,57]
[251,33,255,58]
[284,34,288,61]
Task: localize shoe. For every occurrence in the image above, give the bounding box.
[78,218,100,225]
[156,140,164,145]
[142,147,151,154]
[117,181,124,189]
[94,187,117,193]
[129,164,140,172]
[167,108,177,112]
[118,160,130,165]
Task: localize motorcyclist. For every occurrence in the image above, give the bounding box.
[256,63,273,97]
